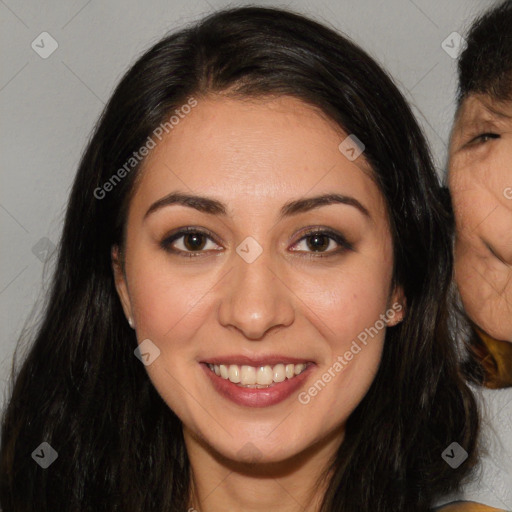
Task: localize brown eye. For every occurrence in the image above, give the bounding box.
[183,233,207,251]
[306,233,331,252]
[160,227,222,257]
[290,228,354,258]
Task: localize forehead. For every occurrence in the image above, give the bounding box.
[454,94,512,128]
[131,95,383,217]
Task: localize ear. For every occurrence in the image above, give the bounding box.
[387,284,406,327]
[111,245,134,326]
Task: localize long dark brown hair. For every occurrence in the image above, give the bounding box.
[1,6,479,511]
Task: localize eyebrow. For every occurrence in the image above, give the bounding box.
[143,191,371,221]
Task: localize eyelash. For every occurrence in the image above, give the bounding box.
[160,226,354,259]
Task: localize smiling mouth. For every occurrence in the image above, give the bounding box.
[206,362,311,388]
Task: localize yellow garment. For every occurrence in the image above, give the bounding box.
[473,326,512,389]
[437,502,507,511]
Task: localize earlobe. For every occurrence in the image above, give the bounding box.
[388,285,406,327]
[111,245,134,326]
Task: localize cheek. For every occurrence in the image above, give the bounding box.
[129,258,214,342]
[450,175,487,229]
[293,267,391,430]
[451,146,512,227]
[301,270,389,340]
[291,245,394,359]
[125,226,227,337]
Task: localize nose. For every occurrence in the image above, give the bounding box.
[217,248,295,340]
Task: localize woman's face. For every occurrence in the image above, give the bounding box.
[113,95,404,464]
[449,94,512,342]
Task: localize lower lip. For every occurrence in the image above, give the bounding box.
[200,363,315,408]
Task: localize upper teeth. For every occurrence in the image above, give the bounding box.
[208,363,308,386]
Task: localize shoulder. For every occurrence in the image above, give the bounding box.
[474,385,512,465]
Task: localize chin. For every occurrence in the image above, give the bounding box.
[211,431,313,466]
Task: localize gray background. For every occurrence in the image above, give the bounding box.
[0,0,498,409]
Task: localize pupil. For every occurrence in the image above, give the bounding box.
[308,234,328,252]
[185,233,205,251]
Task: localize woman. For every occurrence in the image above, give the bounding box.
[0,7,479,511]
[436,1,512,511]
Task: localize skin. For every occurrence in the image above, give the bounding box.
[449,94,512,343]
[112,95,404,512]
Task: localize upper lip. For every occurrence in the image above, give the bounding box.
[200,355,314,367]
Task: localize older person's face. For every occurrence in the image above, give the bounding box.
[112,95,404,467]
[449,94,512,342]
